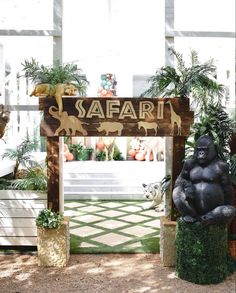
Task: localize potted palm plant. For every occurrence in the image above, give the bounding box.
[142,47,224,105]
[1,135,39,179]
[36,208,70,267]
[0,136,48,246]
[142,48,228,267]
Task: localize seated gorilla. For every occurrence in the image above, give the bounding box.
[173,135,235,226]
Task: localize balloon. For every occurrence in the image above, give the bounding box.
[96,141,105,150]
[128,149,136,157]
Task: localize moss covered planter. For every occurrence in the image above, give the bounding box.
[160,217,176,267]
[228,240,236,260]
[37,217,70,267]
[176,218,228,284]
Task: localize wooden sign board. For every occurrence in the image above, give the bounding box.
[39,97,194,137]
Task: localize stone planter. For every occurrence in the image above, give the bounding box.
[37,217,70,267]
[160,216,176,267]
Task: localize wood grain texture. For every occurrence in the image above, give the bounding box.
[39,97,194,137]
[47,137,60,212]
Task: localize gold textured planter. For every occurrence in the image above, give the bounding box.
[160,216,176,267]
[37,217,70,267]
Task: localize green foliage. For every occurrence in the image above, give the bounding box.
[80,147,94,160]
[12,164,47,191]
[36,208,63,229]
[68,143,94,161]
[142,48,224,106]
[0,178,15,190]
[0,164,47,191]
[95,145,124,161]
[68,142,84,160]
[176,218,230,284]
[21,58,89,96]
[2,135,39,178]
[186,102,235,162]
[113,145,124,161]
[95,150,106,161]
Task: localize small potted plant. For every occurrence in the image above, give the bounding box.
[36,208,70,267]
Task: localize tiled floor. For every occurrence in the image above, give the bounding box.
[64,200,164,253]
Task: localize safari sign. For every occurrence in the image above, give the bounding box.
[39,97,193,137]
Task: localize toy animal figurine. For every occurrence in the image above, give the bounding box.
[30,83,77,116]
[173,135,236,226]
[142,137,164,161]
[141,182,164,211]
[101,137,116,161]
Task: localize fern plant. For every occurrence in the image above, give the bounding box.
[21,58,89,96]
[142,48,224,112]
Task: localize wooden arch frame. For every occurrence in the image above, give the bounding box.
[39,97,194,217]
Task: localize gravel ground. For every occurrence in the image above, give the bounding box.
[0,253,235,293]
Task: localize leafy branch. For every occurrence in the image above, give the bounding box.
[21,58,89,96]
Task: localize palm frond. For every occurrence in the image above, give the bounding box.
[21,58,89,95]
[141,48,223,101]
[190,50,200,67]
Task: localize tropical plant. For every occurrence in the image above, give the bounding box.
[80,147,94,160]
[95,150,106,161]
[0,178,15,190]
[186,102,235,161]
[36,208,63,229]
[142,48,224,112]
[12,164,47,191]
[68,142,84,160]
[113,145,124,161]
[2,135,39,178]
[21,58,89,96]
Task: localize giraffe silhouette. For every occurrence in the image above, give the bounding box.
[166,100,182,135]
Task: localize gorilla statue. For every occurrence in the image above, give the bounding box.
[173,135,236,226]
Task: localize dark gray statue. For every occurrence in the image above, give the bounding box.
[173,135,236,226]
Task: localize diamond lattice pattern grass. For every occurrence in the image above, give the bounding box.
[64,200,163,253]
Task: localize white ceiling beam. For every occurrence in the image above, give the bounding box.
[0,30,61,37]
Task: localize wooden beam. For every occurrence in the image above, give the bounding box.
[39,97,194,137]
[47,137,60,212]
[0,30,61,36]
[171,136,186,220]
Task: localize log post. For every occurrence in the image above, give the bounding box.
[47,136,60,212]
[171,136,186,220]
